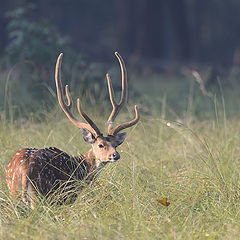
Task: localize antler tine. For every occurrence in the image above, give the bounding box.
[108,105,139,135]
[65,85,72,108]
[107,52,128,133]
[55,53,101,136]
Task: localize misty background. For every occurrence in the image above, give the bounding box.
[0,0,240,119]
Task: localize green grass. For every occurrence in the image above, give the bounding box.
[1,69,240,239]
[1,107,240,239]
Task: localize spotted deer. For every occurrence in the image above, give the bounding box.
[6,52,139,208]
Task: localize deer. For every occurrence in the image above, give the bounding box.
[6,52,139,208]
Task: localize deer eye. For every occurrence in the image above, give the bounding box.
[98,144,104,148]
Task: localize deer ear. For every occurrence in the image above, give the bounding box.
[82,128,96,144]
[114,132,127,146]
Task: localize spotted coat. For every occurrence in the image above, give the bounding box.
[6,147,98,205]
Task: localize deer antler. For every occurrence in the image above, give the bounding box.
[107,52,139,136]
[55,53,102,137]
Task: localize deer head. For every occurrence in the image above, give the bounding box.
[55,52,139,167]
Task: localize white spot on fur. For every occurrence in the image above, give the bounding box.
[12,172,15,182]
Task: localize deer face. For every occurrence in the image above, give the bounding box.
[82,128,126,163]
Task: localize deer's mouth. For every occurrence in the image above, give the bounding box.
[109,158,118,163]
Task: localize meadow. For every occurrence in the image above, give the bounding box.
[0,65,240,239]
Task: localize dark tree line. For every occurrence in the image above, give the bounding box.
[0,0,240,65]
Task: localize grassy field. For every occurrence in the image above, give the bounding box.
[0,70,240,239]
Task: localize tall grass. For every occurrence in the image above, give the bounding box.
[1,69,240,239]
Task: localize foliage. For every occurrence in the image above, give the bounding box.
[4,4,70,66]
[1,0,240,65]
[1,4,114,117]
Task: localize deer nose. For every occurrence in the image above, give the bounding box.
[112,152,120,161]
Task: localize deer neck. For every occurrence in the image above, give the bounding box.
[82,148,107,181]
[83,148,99,169]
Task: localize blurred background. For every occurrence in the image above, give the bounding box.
[1,0,240,121]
